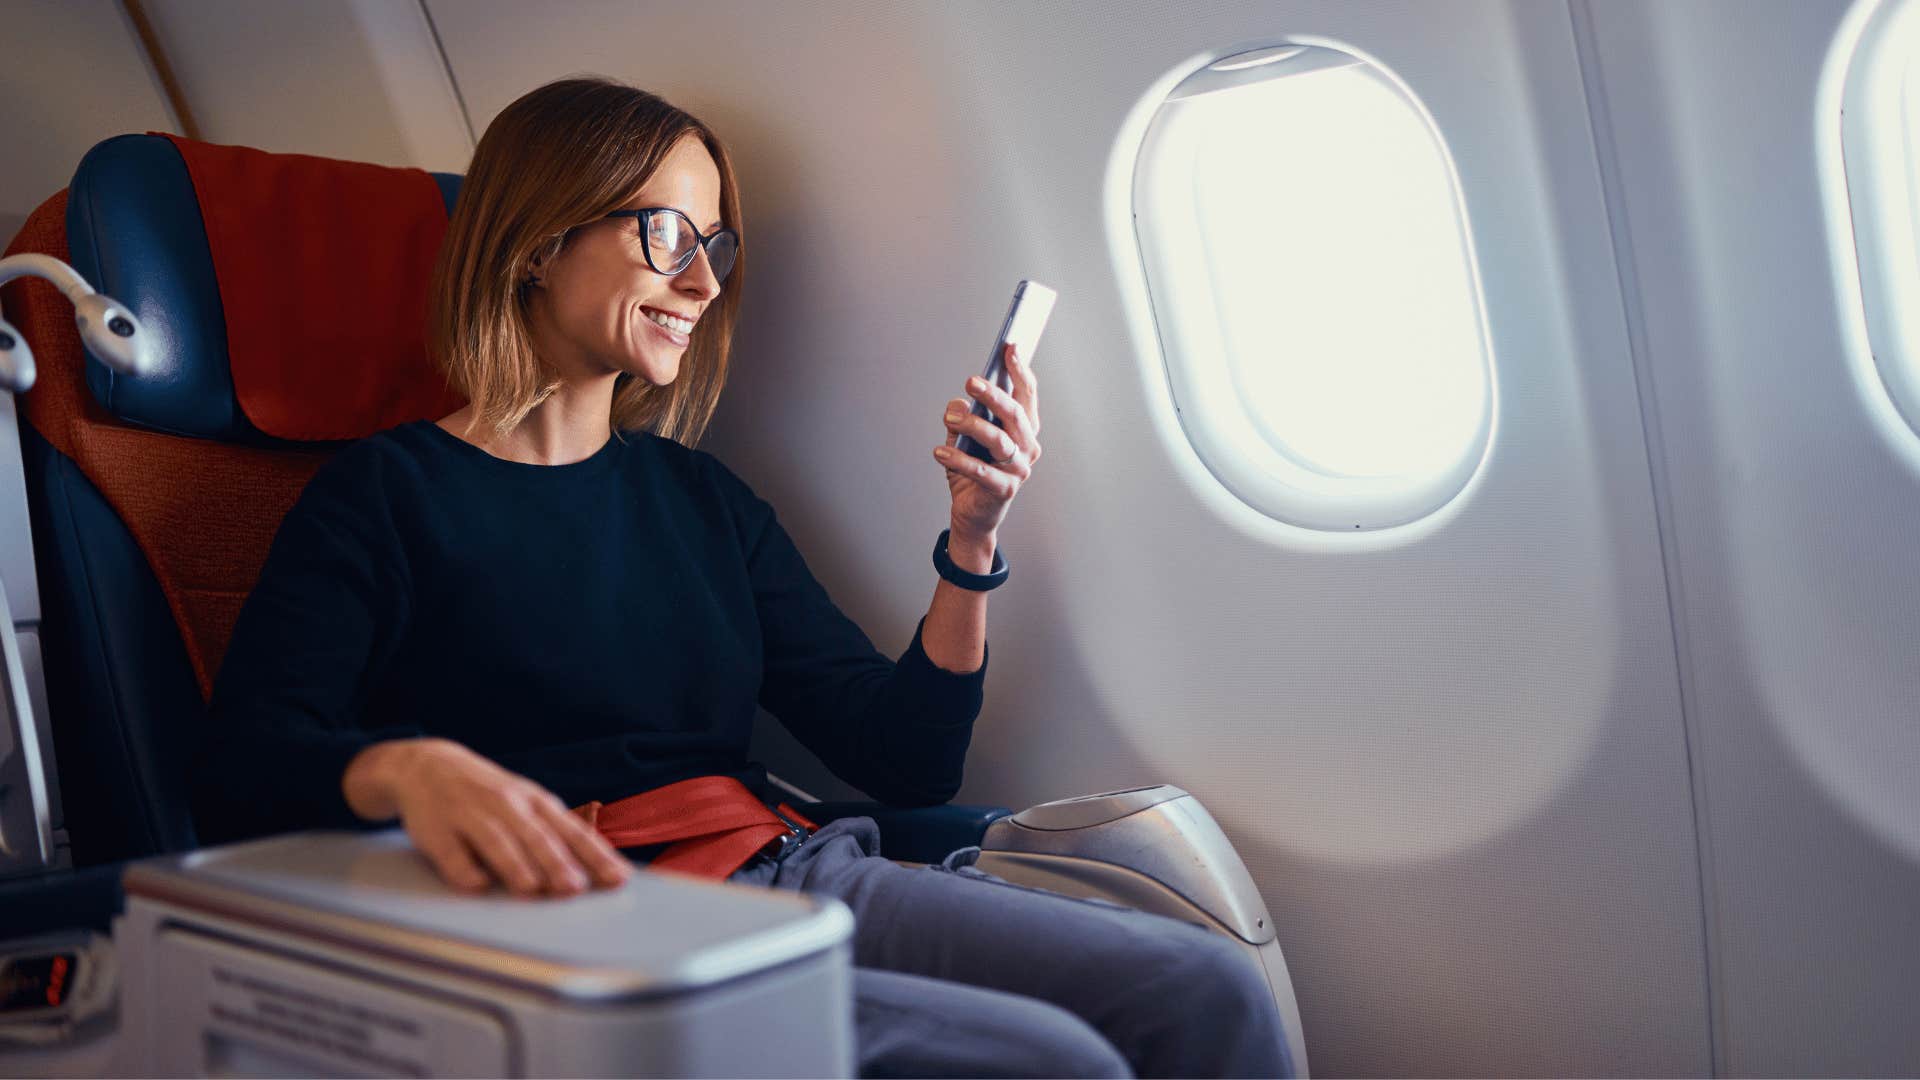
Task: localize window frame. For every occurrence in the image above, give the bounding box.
[1836,0,1920,442]
[1129,43,1496,532]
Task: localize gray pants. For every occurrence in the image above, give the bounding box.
[726,815,1293,1079]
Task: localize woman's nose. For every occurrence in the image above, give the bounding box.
[677,246,723,300]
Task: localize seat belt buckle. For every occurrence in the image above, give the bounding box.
[767,804,811,859]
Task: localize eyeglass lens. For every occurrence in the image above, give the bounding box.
[646,210,737,283]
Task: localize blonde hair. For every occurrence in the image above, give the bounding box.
[426,76,745,447]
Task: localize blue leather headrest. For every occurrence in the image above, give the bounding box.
[63,134,461,443]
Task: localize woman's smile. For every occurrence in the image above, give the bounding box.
[640,304,692,347]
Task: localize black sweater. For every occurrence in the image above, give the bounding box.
[191,420,987,845]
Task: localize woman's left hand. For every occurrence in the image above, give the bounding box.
[934,342,1042,544]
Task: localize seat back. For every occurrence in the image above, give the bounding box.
[0,133,464,865]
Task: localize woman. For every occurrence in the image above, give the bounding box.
[194,76,1290,1078]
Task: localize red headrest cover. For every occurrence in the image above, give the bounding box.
[162,133,463,440]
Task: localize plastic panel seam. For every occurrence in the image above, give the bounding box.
[417,0,477,148]
[1566,1,1724,1073]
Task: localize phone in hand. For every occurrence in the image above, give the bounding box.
[955,279,1057,464]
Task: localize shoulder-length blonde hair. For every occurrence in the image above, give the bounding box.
[426,76,745,448]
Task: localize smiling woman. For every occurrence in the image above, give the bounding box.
[424,78,747,452]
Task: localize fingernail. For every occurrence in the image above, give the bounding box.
[968,376,985,390]
[935,447,951,459]
[945,411,962,423]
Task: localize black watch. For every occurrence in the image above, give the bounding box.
[932,528,1009,591]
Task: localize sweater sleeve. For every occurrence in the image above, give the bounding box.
[706,456,987,807]
[191,444,425,843]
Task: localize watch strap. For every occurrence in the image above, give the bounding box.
[933,528,1008,591]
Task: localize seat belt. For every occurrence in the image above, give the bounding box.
[571,775,820,881]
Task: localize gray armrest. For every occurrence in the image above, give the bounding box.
[980,785,1273,941]
[977,784,1311,1077]
[113,830,855,1077]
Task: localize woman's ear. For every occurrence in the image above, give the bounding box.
[523,235,562,288]
[525,231,572,283]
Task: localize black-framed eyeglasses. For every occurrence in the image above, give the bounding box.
[603,208,739,284]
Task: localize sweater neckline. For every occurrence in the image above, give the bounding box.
[411,419,626,476]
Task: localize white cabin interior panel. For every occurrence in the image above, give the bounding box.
[1582,1,1920,1073]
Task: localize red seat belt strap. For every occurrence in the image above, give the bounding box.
[571,775,820,881]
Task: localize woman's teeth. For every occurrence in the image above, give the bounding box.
[645,308,694,334]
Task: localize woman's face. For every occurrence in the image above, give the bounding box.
[531,133,726,386]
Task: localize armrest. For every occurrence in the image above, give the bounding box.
[977,785,1275,944]
[801,802,1013,864]
[0,862,125,936]
[115,830,857,1076]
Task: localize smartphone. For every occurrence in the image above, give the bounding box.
[955,280,1057,464]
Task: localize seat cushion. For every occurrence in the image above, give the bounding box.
[4,190,331,700]
[19,421,202,862]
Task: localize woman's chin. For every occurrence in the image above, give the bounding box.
[621,353,679,387]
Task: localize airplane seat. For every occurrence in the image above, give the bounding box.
[2,132,462,871]
[0,132,1309,1075]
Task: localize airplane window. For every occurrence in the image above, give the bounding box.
[1836,0,1920,440]
[1132,45,1494,531]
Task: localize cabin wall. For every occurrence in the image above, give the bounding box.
[0,0,176,242]
[136,0,472,171]
[1583,2,1920,1074]
[7,0,1918,1075]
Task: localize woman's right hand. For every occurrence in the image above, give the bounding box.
[343,737,632,897]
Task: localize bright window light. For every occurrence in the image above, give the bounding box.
[1133,45,1493,530]
[1843,0,1920,439]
